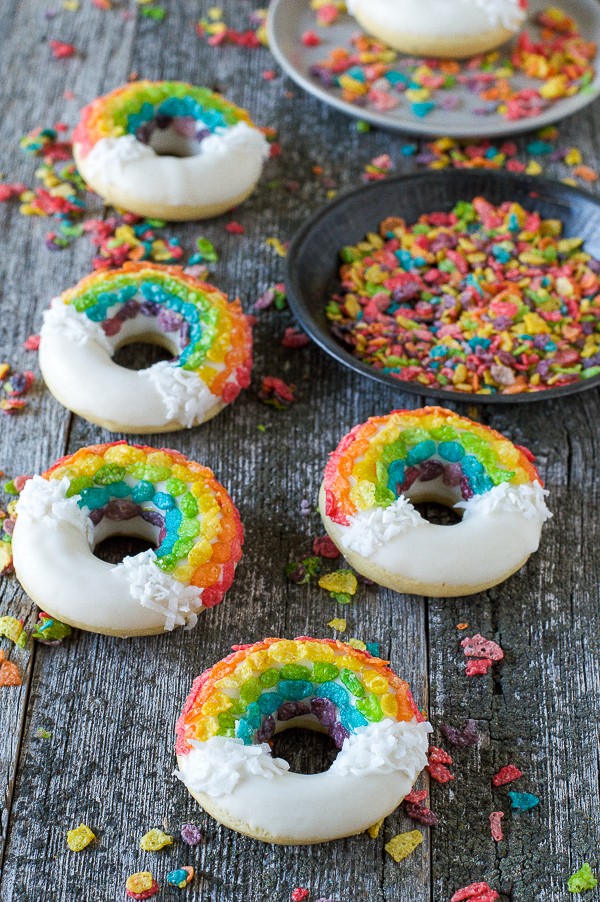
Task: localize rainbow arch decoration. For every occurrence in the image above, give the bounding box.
[324,406,541,525]
[176,637,423,755]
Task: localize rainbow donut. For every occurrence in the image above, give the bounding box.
[175,637,431,844]
[72,80,269,220]
[320,407,551,597]
[347,0,527,58]
[39,262,252,434]
[12,442,243,637]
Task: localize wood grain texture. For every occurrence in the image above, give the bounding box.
[0,1,598,900]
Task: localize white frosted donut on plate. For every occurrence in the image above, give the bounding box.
[39,262,252,434]
[11,442,243,637]
[319,407,551,597]
[347,0,528,58]
[72,80,269,220]
[175,637,431,844]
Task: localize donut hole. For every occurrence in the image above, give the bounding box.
[141,117,210,158]
[92,516,159,564]
[270,726,339,775]
[402,473,464,525]
[413,500,462,526]
[112,340,174,371]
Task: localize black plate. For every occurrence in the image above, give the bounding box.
[286,170,600,405]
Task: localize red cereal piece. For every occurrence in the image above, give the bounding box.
[465,658,493,676]
[428,746,453,765]
[302,30,321,47]
[450,883,499,902]
[225,221,245,234]
[492,764,523,787]
[0,651,22,687]
[291,890,309,902]
[312,535,340,559]
[427,747,454,783]
[0,183,27,201]
[461,634,504,661]
[24,335,41,351]
[282,327,310,349]
[489,811,504,842]
[49,40,77,59]
[404,789,428,805]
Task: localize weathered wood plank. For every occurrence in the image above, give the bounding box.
[0,0,599,899]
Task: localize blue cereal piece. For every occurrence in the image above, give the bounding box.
[509,790,540,811]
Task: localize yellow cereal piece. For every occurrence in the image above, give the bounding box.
[327,618,347,632]
[525,161,542,176]
[362,671,389,694]
[268,639,299,663]
[146,451,172,468]
[66,824,96,852]
[193,717,219,741]
[200,692,231,716]
[348,638,366,651]
[189,540,213,568]
[367,818,385,839]
[247,650,271,671]
[126,872,155,894]
[380,693,398,718]
[318,571,358,596]
[385,829,423,862]
[265,237,288,257]
[0,616,25,646]
[234,660,254,682]
[104,444,145,466]
[565,147,582,166]
[140,829,173,852]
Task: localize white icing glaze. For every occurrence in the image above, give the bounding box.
[176,718,431,842]
[146,361,217,429]
[328,481,551,588]
[39,304,221,432]
[117,549,203,631]
[76,121,269,212]
[347,0,526,39]
[42,301,113,355]
[12,477,204,635]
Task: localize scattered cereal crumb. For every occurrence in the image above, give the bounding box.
[126,872,159,900]
[489,811,504,842]
[49,40,77,58]
[426,746,454,784]
[492,764,523,787]
[450,883,499,902]
[456,622,469,630]
[461,634,504,661]
[24,334,40,351]
[327,618,346,631]
[366,817,384,839]
[0,616,27,647]
[35,727,52,739]
[312,535,340,559]
[440,719,479,748]
[385,829,423,862]
[265,236,288,257]
[291,890,310,902]
[180,823,203,846]
[508,790,539,811]
[32,612,72,644]
[0,650,22,686]
[66,824,95,851]
[282,327,310,348]
[225,220,245,234]
[318,569,358,598]
[166,866,194,888]
[139,828,173,851]
[258,376,296,409]
[568,863,598,893]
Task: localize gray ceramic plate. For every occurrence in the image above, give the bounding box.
[267,0,600,138]
[285,170,600,405]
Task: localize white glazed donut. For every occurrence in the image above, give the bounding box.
[347,0,528,58]
[38,262,252,434]
[72,80,269,220]
[11,442,243,637]
[319,407,551,597]
[175,637,431,844]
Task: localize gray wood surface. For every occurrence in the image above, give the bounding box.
[0,1,598,900]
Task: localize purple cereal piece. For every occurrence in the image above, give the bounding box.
[418,459,444,482]
[460,476,473,500]
[442,464,462,487]
[180,823,204,846]
[141,510,164,528]
[330,722,349,750]
[157,307,183,333]
[104,499,142,521]
[440,718,480,748]
[140,301,159,317]
[256,715,276,742]
[89,508,104,526]
[277,701,310,721]
[310,697,336,727]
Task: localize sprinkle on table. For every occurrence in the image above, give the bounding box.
[125,872,159,900]
[450,883,500,902]
[568,863,599,894]
[489,811,504,842]
[508,790,540,811]
[366,817,384,839]
[66,824,96,852]
[180,823,203,846]
[327,617,347,632]
[0,616,27,648]
[384,829,423,862]
[166,866,194,888]
[440,719,480,748]
[426,746,454,784]
[139,828,173,851]
[0,651,22,686]
[492,764,523,787]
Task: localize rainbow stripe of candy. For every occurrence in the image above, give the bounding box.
[324,407,541,525]
[176,637,422,755]
[72,80,255,157]
[57,262,252,402]
[45,442,243,605]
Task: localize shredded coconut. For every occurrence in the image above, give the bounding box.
[330,719,432,777]
[147,361,217,428]
[457,481,552,522]
[341,496,422,556]
[17,476,93,542]
[82,134,156,186]
[175,737,290,797]
[42,302,113,354]
[467,0,526,29]
[117,548,203,631]
[201,121,270,161]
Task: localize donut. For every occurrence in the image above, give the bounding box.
[319,407,551,597]
[346,0,528,59]
[72,80,269,220]
[175,637,431,844]
[11,442,243,637]
[39,262,252,434]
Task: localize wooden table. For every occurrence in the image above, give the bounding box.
[0,2,598,900]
